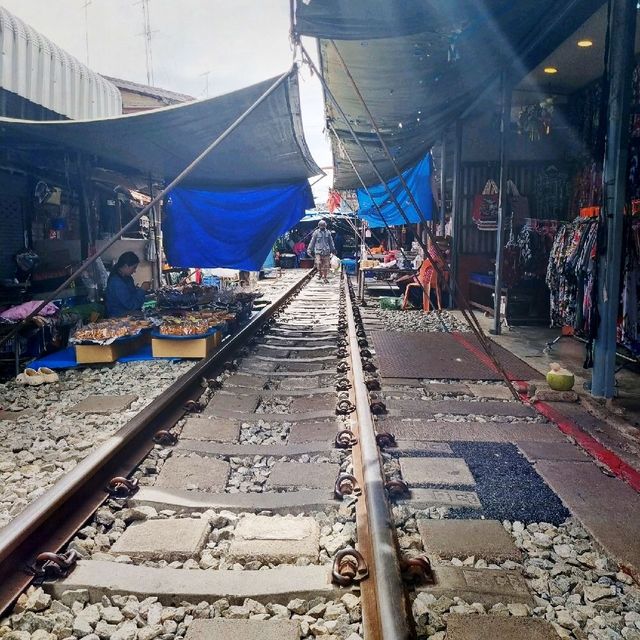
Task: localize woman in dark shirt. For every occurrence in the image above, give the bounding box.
[105,252,149,317]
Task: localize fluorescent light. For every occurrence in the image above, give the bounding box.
[544,67,558,74]
[577,39,593,47]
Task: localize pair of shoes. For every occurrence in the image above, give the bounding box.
[16,367,59,386]
[323,278,329,284]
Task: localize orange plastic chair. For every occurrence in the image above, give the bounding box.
[402,258,442,312]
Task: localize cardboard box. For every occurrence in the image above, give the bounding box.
[75,333,148,364]
[151,331,221,359]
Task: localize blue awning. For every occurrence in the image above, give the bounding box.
[165,182,314,270]
[356,154,432,228]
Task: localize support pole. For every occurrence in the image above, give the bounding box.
[450,120,463,304]
[439,132,447,236]
[0,67,294,350]
[492,71,512,335]
[591,0,637,398]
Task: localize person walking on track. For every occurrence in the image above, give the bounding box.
[307,219,336,283]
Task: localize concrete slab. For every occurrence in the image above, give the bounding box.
[381,421,566,443]
[444,615,560,640]
[402,488,481,510]
[535,461,640,577]
[400,457,475,486]
[0,409,34,421]
[517,441,590,462]
[417,520,521,562]
[276,361,326,372]
[386,399,535,418]
[239,361,278,374]
[395,442,454,455]
[228,515,320,563]
[288,395,335,414]
[185,620,300,640]
[268,462,339,490]
[288,421,341,443]
[419,566,533,606]
[49,561,338,606]
[224,374,269,389]
[180,417,240,442]
[466,384,516,400]
[69,394,137,414]
[204,394,260,414]
[176,441,331,458]
[111,518,209,561]
[279,377,321,390]
[131,487,337,515]
[423,383,471,396]
[155,455,229,492]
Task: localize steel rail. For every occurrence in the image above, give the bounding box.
[0,268,314,614]
[343,275,413,640]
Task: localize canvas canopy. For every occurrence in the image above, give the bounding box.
[165,183,314,270]
[357,153,432,229]
[0,69,320,188]
[295,0,604,189]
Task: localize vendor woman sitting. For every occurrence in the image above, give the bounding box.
[105,252,150,317]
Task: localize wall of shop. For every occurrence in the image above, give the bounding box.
[0,172,28,280]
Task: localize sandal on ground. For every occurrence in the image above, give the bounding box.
[21,368,45,386]
[37,367,59,383]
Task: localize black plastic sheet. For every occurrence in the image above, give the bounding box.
[0,70,320,188]
[295,0,604,189]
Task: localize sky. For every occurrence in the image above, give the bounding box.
[0,0,333,204]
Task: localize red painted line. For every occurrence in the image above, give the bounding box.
[450,332,640,494]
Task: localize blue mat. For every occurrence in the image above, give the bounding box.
[30,343,176,369]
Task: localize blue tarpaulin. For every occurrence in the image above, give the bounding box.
[356,154,432,229]
[165,182,314,270]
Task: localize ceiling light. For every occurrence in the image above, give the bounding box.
[544,67,558,75]
[577,39,593,48]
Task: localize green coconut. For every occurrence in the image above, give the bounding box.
[546,362,575,391]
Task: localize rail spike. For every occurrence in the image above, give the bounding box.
[106,476,139,498]
[29,550,79,583]
[332,548,369,586]
[153,430,178,446]
[400,555,434,585]
[385,479,410,499]
[334,473,361,499]
[336,399,356,415]
[376,432,397,448]
[335,429,358,449]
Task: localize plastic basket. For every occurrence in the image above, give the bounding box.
[379,296,402,310]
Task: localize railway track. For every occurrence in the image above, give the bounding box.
[0,270,639,640]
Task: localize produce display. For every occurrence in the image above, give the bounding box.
[73,317,153,344]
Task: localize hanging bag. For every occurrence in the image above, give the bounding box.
[507,180,530,227]
[472,179,500,230]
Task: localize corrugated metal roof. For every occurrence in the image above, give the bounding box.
[102,76,194,104]
[0,7,121,119]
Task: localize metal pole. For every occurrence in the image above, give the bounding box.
[439,132,447,236]
[0,67,294,350]
[492,71,512,335]
[344,277,413,640]
[450,120,463,306]
[591,0,636,398]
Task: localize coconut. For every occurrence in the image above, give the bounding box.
[546,362,575,391]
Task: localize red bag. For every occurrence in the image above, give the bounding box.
[472,180,499,230]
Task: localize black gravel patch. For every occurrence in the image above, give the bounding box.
[449,442,570,525]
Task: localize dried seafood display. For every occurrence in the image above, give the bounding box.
[158,310,234,337]
[73,318,153,344]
